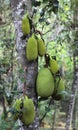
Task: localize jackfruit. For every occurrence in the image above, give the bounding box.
[37,38,46,56]
[36,68,54,98]
[26,34,38,61]
[12,96,35,125]
[21,96,35,125]
[12,98,21,120]
[22,14,30,35]
[52,77,65,100]
[50,58,59,74]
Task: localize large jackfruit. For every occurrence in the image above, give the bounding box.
[37,38,46,56]
[21,96,35,125]
[50,58,59,74]
[36,68,54,98]
[22,14,30,35]
[26,35,38,61]
[52,77,65,100]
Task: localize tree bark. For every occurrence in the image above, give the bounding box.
[10,0,39,130]
[65,54,78,130]
[52,102,57,130]
[72,99,77,130]
[65,1,78,129]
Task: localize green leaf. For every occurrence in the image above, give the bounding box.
[58,91,69,96]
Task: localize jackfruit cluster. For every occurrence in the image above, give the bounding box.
[49,57,65,100]
[22,12,66,101]
[22,13,46,61]
[12,96,35,125]
[52,77,65,100]
[26,34,46,61]
[36,57,66,101]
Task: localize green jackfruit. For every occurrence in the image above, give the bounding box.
[37,38,46,56]
[21,96,35,125]
[50,58,59,74]
[52,77,65,100]
[22,14,30,35]
[26,35,38,61]
[12,96,35,125]
[12,98,21,120]
[36,68,54,98]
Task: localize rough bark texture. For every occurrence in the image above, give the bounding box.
[72,99,77,130]
[65,55,78,130]
[52,102,57,130]
[10,0,39,130]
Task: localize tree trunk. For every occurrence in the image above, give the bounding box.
[65,0,78,129]
[65,54,78,130]
[10,0,39,130]
[52,102,57,130]
[72,99,77,130]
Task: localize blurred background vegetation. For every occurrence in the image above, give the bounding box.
[0,0,78,130]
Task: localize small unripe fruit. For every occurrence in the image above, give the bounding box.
[12,99,21,120]
[52,77,65,100]
[22,14,30,35]
[37,38,46,56]
[50,58,59,74]
[26,34,38,61]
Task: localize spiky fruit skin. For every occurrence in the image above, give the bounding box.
[12,96,35,125]
[50,59,59,74]
[37,38,46,56]
[12,99,21,120]
[36,68,54,98]
[21,97,35,125]
[22,14,30,35]
[26,35,38,61]
[52,77,65,100]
